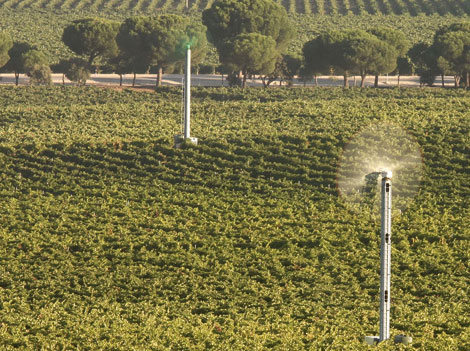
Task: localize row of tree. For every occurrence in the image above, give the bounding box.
[0,36,53,85]
[303,23,470,88]
[1,0,470,88]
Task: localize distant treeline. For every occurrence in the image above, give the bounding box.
[1,0,470,87]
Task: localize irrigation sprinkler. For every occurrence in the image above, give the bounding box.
[174,44,198,148]
[364,170,392,345]
[364,170,412,346]
[337,123,422,346]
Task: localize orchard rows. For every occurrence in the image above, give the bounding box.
[0,0,468,14]
[0,86,469,349]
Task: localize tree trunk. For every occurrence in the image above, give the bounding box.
[15,72,19,86]
[454,76,460,87]
[62,73,65,86]
[314,75,318,86]
[441,74,445,88]
[343,74,349,88]
[374,75,379,88]
[133,73,136,87]
[156,66,163,87]
[397,74,400,88]
[466,72,469,88]
[119,74,123,87]
[221,74,224,86]
[242,71,247,89]
[360,74,366,88]
[261,77,268,88]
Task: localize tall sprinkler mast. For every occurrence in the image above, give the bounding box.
[184,44,191,139]
[365,170,411,346]
[174,44,198,148]
[380,170,392,342]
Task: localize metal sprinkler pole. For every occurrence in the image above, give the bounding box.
[379,170,392,342]
[184,44,191,139]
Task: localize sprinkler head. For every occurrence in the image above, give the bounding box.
[381,169,392,179]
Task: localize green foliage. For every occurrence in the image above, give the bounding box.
[0,0,469,15]
[221,33,278,87]
[203,0,293,51]
[21,49,49,74]
[64,57,91,85]
[62,18,120,66]
[303,29,398,87]
[117,14,207,86]
[432,22,470,86]
[2,42,31,72]
[20,49,51,86]
[0,32,13,68]
[368,26,409,58]
[28,64,53,85]
[302,33,334,76]
[0,8,465,67]
[203,0,293,77]
[0,86,469,349]
[343,30,398,86]
[408,42,434,78]
[261,53,302,87]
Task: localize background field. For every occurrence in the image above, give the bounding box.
[1,0,470,69]
[0,0,470,15]
[0,86,469,350]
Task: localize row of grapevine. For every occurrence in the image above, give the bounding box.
[1,0,470,14]
[0,86,469,349]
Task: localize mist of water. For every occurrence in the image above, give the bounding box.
[337,123,423,211]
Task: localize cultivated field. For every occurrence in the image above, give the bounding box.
[0,86,469,349]
[0,0,469,15]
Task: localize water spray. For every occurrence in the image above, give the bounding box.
[336,123,422,346]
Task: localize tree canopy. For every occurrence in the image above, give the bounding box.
[117,15,207,87]
[63,57,90,85]
[202,0,292,52]
[62,18,119,67]
[220,33,277,88]
[0,32,13,69]
[303,29,400,87]
[343,30,397,87]
[431,23,470,87]
[302,34,334,78]
[367,27,409,86]
[22,49,49,75]
[2,42,34,85]
[203,0,293,87]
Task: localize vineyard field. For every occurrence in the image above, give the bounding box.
[0,86,469,350]
[0,0,470,14]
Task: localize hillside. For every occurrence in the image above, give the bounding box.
[0,86,469,350]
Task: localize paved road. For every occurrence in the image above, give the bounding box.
[0,73,457,88]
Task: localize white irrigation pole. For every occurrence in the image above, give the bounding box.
[184,44,191,139]
[174,44,197,148]
[379,170,392,342]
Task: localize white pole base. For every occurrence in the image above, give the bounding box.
[365,336,379,345]
[174,134,198,148]
[394,335,412,345]
[365,335,412,346]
